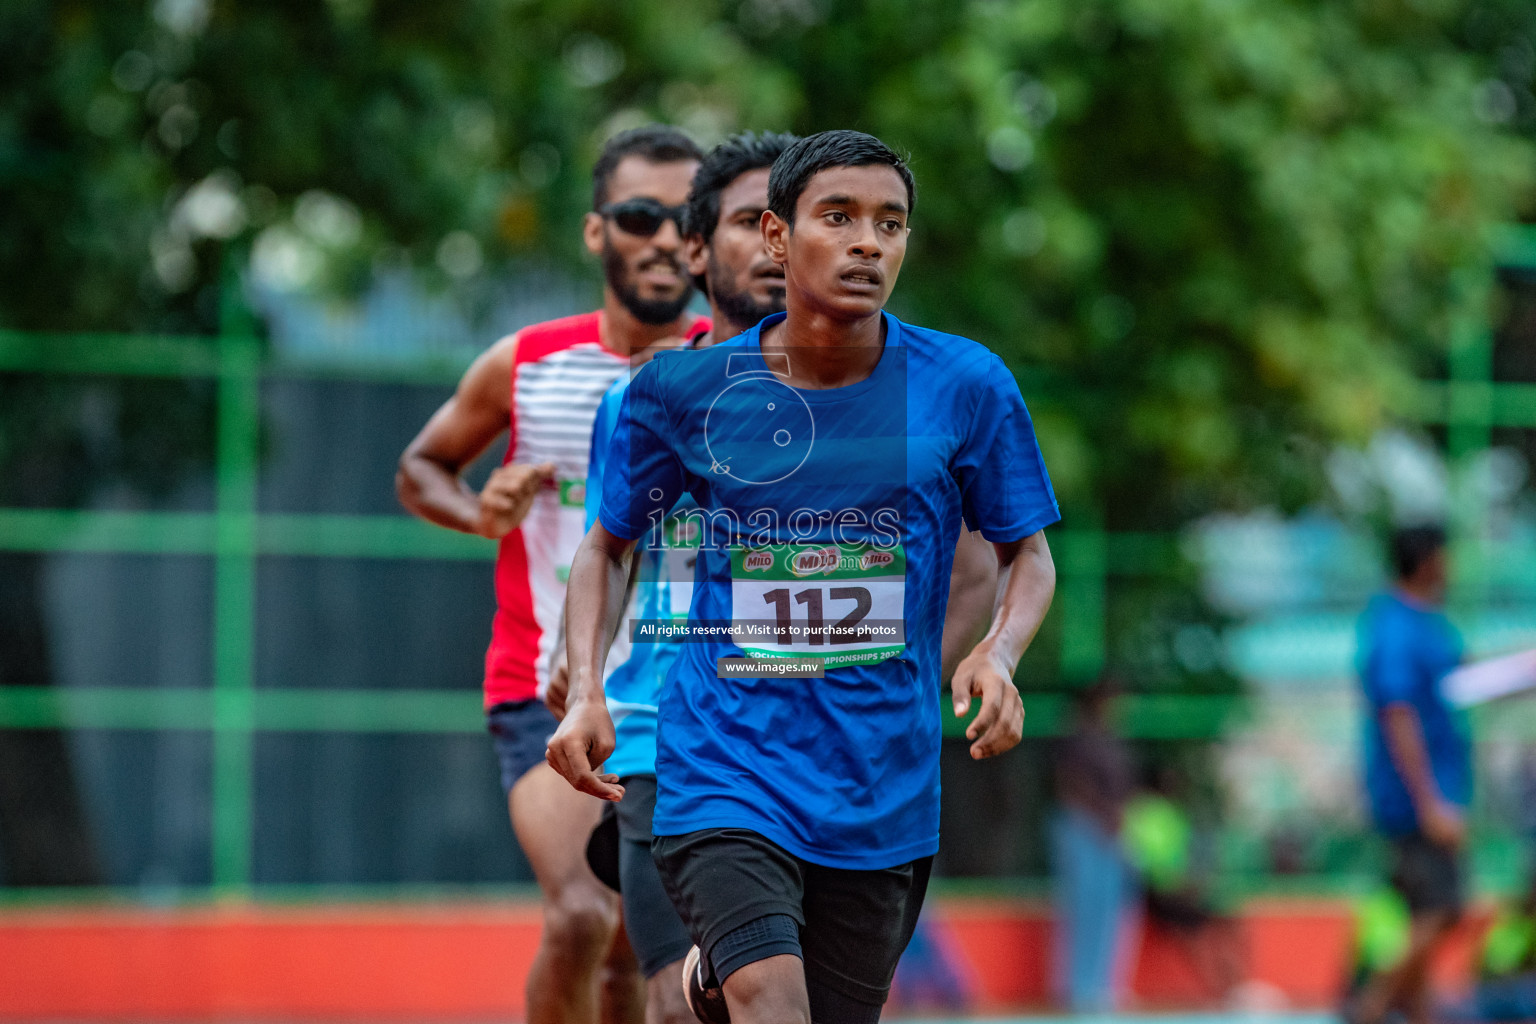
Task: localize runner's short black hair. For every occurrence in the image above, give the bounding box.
[592,125,703,209]
[1390,524,1447,580]
[767,130,915,227]
[683,131,800,242]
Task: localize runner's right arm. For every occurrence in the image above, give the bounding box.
[543,554,643,720]
[940,528,999,686]
[548,357,685,797]
[545,520,638,799]
[1373,617,1466,850]
[544,379,646,720]
[395,335,555,538]
[951,530,1055,760]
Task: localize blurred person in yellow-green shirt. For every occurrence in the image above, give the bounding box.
[1122,766,1251,1006]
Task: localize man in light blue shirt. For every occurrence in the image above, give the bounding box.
[575,131,798,1024]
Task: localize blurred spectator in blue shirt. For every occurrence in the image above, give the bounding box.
[1350,525,1469,1024]
[1051,678,1137,1012]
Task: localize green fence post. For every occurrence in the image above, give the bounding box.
[211,270,260,894]
[1445,268,1494,612]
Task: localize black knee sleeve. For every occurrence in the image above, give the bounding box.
[706,913,802,985]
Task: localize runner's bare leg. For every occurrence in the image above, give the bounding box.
[512,763,635,1024]
[600,920,645,1024]
[644,958,692,1024]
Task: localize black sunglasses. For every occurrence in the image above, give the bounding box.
[600,197,686,237]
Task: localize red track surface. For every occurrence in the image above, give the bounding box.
[0,898,1487,1019]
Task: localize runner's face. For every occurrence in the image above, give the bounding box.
[766,164,909,321]
[584,155,698,324]
[685,167,784,335]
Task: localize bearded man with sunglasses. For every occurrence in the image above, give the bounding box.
[397,124,706,1024]
[556,130,799,1024]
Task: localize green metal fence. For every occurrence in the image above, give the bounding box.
[1,226,1534,896]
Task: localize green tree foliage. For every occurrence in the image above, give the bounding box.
[5,0,1529,511]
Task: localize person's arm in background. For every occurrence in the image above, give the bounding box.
[545,554,642,720]
[1382,703,1466,849]
[950,531,1056,759]
[940,528,999,686]
[396,334,554,537]
[545,360,683,796]
[1372,607,1467,852]
[545,380,627,720]
[544,613,570,721]
[545,520,638,799]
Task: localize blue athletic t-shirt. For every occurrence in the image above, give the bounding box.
[585,374,701,779]
[1357,591,1470,836]
[598,311,1059,869]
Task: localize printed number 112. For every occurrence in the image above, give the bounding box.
[762,587,872,644]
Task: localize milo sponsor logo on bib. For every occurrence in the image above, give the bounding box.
[789,546,841,576]
[728,542,906,667]
[741,549,775,572]
[860,549,896,572]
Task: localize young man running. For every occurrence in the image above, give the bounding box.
[549,130,1059,1024]
[396,124,705,1024]
[571,130,799,1024]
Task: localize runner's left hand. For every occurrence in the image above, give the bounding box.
[545,698,625,801]
[951,648,1024,760]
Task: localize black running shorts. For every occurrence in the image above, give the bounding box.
[1390,832,1464,917]
[651,827,931,1011]
[486,699,559,793]
[586,776,693,978]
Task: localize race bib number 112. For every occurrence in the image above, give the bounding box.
[729,542,906,667]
